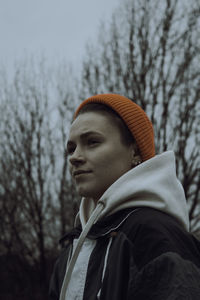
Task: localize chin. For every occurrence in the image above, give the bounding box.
[77,187,93,198]
[77,187,102,200]
[76,180,109,199]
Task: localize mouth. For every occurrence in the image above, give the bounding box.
[73,170,92,177]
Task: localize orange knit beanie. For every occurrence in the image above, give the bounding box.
[74,94,155,161]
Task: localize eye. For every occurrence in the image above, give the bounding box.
[66,145,75,155]
[87,139,100,146]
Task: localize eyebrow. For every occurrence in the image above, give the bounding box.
[67,131,103,146]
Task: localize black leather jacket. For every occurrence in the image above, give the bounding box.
[49,208,200,300]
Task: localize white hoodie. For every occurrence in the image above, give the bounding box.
[60,151,189,300]
[79,150,189,230]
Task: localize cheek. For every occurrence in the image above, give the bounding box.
[108,148,132,173]
[94,148,115,168]
[95,149,127,173]
[89,141,132,176]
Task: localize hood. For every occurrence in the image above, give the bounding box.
[79,151,189,231]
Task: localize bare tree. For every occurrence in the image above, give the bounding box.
[54,62,80,236]
[80,0,200,235]
[0,59,79,298]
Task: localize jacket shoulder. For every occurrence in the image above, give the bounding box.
[120,208,200,269]
[125,207,182,229]
[129,251,200,299]
[121,207,185,240]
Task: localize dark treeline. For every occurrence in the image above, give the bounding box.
[0,0,199,299]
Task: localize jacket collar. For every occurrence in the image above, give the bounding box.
[60,208,140,245]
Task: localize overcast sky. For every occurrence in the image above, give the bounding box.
[0,0,119,74]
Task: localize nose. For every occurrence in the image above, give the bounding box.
[69,147,85,167]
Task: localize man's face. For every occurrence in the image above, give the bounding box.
[67,112,134,201]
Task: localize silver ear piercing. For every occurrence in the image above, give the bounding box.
[132,158,142,167]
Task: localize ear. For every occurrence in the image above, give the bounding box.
[130,143,142,167]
